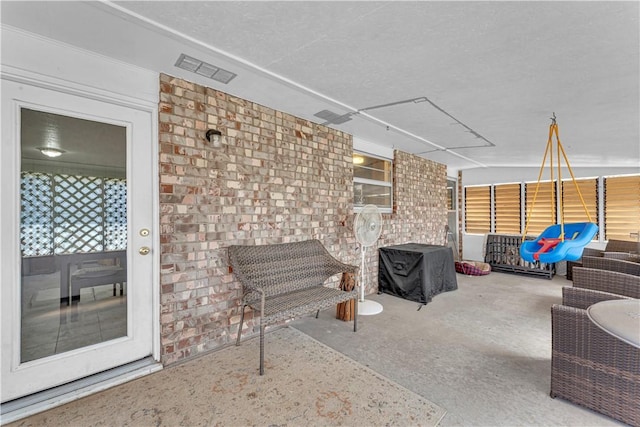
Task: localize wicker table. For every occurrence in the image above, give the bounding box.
[587,299,640,348]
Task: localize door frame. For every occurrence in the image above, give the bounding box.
[0,66,160,402]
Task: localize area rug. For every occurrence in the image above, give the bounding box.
[11,327,446,426]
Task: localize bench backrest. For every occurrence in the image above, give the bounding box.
[605,239,639,253]
[228,239,352,297]
[572,267,640,299]
[582,256,640,276]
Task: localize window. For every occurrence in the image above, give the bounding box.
[465,186,490,233]
[494,183,521,234]
[353,152,392,212]
[524,181,556,236]
[561,178,598,238]
[20,172,54,256]
[20,171,127,256]
[604,175,640,241]
[447,179,456,211]
[463,174,638,242]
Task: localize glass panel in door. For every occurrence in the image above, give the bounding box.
[19,109,128,362]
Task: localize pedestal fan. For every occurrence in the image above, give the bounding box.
[355,204,384,315]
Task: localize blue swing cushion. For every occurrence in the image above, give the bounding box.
[519,222,598,263]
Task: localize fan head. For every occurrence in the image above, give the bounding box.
[355,204,383,247]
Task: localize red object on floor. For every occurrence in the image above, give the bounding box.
[533,238,562,261]
[455,261,491,276]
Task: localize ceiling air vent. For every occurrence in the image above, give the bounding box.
[313,110,353,125]
[175,53,237,84]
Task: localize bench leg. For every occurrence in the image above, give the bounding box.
[259,322,265,376]
[236,304,246,346]
[315,310,320,319]
[353,297,358,332]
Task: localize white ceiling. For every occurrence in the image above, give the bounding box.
[2,1,639,174]
[20,109,126,171]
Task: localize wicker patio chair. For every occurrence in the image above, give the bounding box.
[605,239,640,254]
[572,266,640,299]
[628,254,640,263]
[565,239,638,280]
[603,251,637,260]
[561,286,630,310]
[551,287,639,426]
[608,253,640,263]
[581,256,640,276]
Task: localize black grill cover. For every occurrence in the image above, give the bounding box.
[378,243,458,304]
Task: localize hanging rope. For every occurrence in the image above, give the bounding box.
[557,131,594,223]
[522,114,593,242]
[554,117,563,241]
[522,119,554,240]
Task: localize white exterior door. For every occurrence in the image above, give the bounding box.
[1,78,156,402]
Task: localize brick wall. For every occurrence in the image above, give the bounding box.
[388,150,448,246]
[158,74,448,365]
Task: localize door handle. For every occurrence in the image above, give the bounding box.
[138,246,151,256]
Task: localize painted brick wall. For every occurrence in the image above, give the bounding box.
[158,73,448,365]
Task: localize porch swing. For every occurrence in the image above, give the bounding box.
[519,114,598,264]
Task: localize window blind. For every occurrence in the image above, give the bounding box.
[494,183,521,234]
[604,175,640,242]
[561,178,598,239]
[525,181,556,236]
[465,186,490,233]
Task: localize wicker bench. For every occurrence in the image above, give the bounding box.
[228,239,359,375]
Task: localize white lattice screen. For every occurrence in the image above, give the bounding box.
[104,179,128,251]
[20,172,127,256]
[20,172,54,256]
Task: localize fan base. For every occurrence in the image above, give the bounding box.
[358,299,383,315]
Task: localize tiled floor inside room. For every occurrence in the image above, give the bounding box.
[20,272,127,363]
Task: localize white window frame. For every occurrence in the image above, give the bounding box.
[353,151,393,214]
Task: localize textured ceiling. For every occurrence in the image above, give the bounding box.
[2,1,639,174]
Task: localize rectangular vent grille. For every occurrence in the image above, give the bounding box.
[175,53,237,84]
[313,110,353,124]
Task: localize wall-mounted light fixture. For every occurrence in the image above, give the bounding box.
[353,155,365,165]
[206,129,223,148]
[37,147,65,158]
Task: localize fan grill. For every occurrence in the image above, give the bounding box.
[355,205,382,247]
